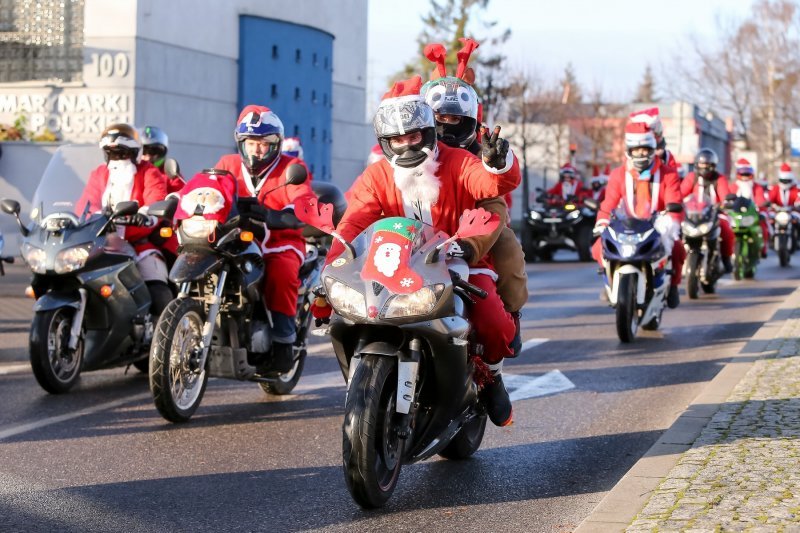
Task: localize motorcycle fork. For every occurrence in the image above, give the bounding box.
[396,337,422,440]
[197,267,229,371]
[67,288,87,350]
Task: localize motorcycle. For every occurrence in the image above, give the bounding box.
[148,165,347,423]
[770,206,797,267]
[0,145,173,393]
[295,198,502,508]
[521,191,594,262]
[588,199,682,343]
[681,194,723,298]
[0,229,14,275]
[726,195,763,280]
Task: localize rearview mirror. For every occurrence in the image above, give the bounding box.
[147,197,178,220]
[666,203,683,214]
[164,158,181,179]
[113,201,139,218]
[583,198,599,210]
[286,164,308,186]
[1,198,20,216]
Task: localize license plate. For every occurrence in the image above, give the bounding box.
[543,218,562,223]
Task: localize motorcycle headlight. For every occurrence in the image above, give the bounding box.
[325,279,366,318]
[54,243,92,274]
[617,231,649,245]
[529,210,542,221]
[776,211,791,226]
[620,244,637,257]
[181,217,218,239]
[382,284,445,319]
[740,215,756,227]
[21,243,46,274]
[566,210,581,220]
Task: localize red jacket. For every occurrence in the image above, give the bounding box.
[768,185,800,207]
[214,153,315,260]
[597,159,681,225]
[729,181,767,206]
[681,172,731,203]
[330,142,520,265]
[76,161,167,253]
[547,180,584,201]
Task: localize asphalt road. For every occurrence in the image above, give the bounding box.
[0,252,797,533]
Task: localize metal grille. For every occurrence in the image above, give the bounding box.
[0,0,85,83]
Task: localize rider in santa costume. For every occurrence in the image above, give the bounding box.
[730,157,769,258]
[547,163,584,202]
[593,121,686,308]
[768,163,800,206]
[326,75,521,426]
[628,107,678,172]
[214,104,317,374]
[582,165,607,203]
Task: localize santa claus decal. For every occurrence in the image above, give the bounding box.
[360,217,425,294]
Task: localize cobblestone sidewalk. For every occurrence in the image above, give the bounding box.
[627,307,800,532]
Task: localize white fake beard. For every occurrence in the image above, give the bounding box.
[390,149,441,206]
[103,160,137,210]
[737,180,754,199]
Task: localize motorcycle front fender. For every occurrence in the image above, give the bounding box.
[170,250,224,284]
[611,265,646,306]
[33,291,81,312]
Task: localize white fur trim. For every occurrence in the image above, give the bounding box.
[261,243,305,263]
[468,268,499,282]
[482,147,515,175]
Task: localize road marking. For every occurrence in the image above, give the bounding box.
[306,343,333,355]
[0,392,151,442]
[521,338,548,353]
[505,370,575,401]
[0,363,30,375]
[290,370,344,393]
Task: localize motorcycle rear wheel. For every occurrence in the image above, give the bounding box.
[686,253,700,299]
[342,354,403,509]
[615,274,638,343]
[29,308,83,394]
[150,298,209,423]
[439,413,487,460]
[260,346,307,395]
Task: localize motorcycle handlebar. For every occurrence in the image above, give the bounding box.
[449,270,488,299]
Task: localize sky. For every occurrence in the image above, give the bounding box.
[367,0,756,111]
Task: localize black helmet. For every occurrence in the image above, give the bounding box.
[373,85,437,168]
[99,123,141,164]
[694,148,719,183]
[140,125,169,168]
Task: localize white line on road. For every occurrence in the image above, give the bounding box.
[505,370,576,401]
[0,363,30,375]
[290,370,345,394]
[521,338,548,353]
[0,392,151,442]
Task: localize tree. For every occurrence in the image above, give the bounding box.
[395,0,511,123]
[634,64,658,103]
[559,63,583,105]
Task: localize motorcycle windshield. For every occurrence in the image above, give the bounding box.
[29,144,104,222]
[611,206,653,232]
[684,194,713,222]
[357,217,433,295]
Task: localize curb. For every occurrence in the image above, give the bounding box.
[574,285,800,532]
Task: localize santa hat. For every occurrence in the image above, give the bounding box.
[382,75,423,101]
[735,157,754,175]
[779,162,794,180]
[590,165,604,184]
[559,162,577,176]
[174,170,237,224]
[624,121,657,149]
[367,143,383,165]
[375,76,434,137]
[603,163,611,176]
[629,107,663,138]
[282,136,303,159]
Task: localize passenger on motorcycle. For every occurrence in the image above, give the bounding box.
[421,37,528,332]
[75,123,172,315]
[730,158,769,258]
[681,148,735,273]
[141,125,184,194]
[547,163,584,203]
[593,121,685,308]
[326,75,521,426]
[214,105,317,373]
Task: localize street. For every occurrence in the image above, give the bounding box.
[0,254,797,533]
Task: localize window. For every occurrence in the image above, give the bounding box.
[272,45,278,59]
[311,127,316,140]
[323,93,328,106]
[294,87,301,101]
[295,49,301,63]
[322,165,327,180]
[293,125,299,136]
[311,164,316,174]
[311,90,317,104]
[322,129,327,142]
[324,56,329,69]
[270,84,278,98]
[313,52,318,66]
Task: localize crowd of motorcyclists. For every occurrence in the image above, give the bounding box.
[4,34,800,509]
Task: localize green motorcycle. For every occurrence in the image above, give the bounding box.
[727,196,763,280]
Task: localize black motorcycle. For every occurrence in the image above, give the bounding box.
[149,166,347,423]
[0,145,173,393]
[521,191,593,262]
[681,194,723,298]
[770,206,797,267]
[296,201,502,508]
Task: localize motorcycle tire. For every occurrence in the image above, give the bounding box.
[701,282,716,294]
[260,346,307,395]
[779,235,791,267]
[733,239,744,281]
[132,358,149,373]
[521,226,538,264]
[538,248,554,262]
[576,225,593,262]
[615,274,638,343]
[439,413,487,460]
[342,354,403,509]
[686,253,700,299]
[29,307,83,394]
[149,297,209,423]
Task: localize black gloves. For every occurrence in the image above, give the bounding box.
[447,239,475,263]
[117,213,155,227]
[481,125,510,170]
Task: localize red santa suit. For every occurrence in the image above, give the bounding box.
[768,184,800,207]
[76,160,167,257]
[592,156,686,285]
[215,153,316,318]
[329,141,521,362]
[680,172,735,258]
[547,177,584,202]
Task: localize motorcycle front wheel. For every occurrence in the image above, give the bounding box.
[149,298,209,423]
[342,354,403,509]
[615,273,638,343]
[779,234,791,267]
[29,308,83,394]
[686,253,700,299]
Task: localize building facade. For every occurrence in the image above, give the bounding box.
[0,0,371,188]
